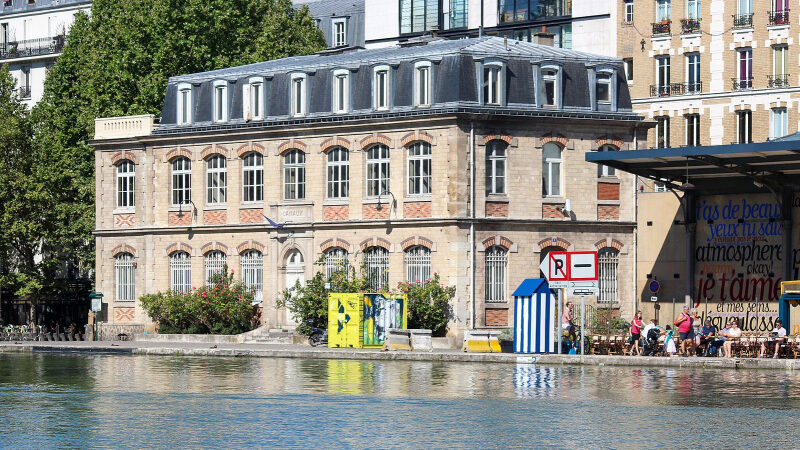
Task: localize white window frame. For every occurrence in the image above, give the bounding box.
[205,250,227,286]
[373,65,390,110]
[242,152,264,203]
[326,147,349,199]
[540,64,561,108]
[656,0,671,22]
[213,80,228,123]
[332,17,347,47]
[595,70,613,105]
[737,48,753,88]
[656,116,670,148]
[686,114,700,146]
[115,252,135,302]
[598,249,619,304]
[623,58,634,83]
[332,69,350,114]
[241,250,263,304]
[770,107,788,139]
[283,150,306,200]
[405,246,431,286]
[624,0,634,23]
[656,56,670,92]
[737,110,752,143]
[206,154,227,204]
[414,61,432,107]
[365,144,390,198]
[245,76,264,121]
[482,61,503,105]
[485,246,507,303]
[171,157,191,206]
[177,83,192,125]
[486,140,507,195]
[597,144,617,177]
[324,247,349,279]
[738,0,752,15]
[686,53,700,93]
[364,246,389,290]
[407,142,432,196]
[687,0,700,20]
[116,160,135,209]
[170,251,192,294]
[773,45,788,77]
[542,142,563,197]
[290,73,307,117]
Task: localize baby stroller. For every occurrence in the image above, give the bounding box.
[641,328,661,356]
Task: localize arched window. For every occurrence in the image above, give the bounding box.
[597,144,618,177]
[486,140,507,195]
[326,147,349,199]
[116,160,135,208]
[485,246,507,302]
[241,250,263,304]
[242,152,263,202]
[407,142,432,195]
[542,142,562,197]
[598,248,619,304]
[205,250,227,286]
[170,251,191,293]
[404,246,431,286]
[171,157,191,206]
[115,253,135,302]
[366,145,390,197]
[283,150,305,200]
[324,247,349,279]
[364,246,389,290]
[206,155,227,204]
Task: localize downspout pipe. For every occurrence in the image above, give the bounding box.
[470,120,476,330]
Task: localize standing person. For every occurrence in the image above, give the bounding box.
[630,311,644,356]
[675,306,696,356]
[562,301,576,341]
[759,319,787,358]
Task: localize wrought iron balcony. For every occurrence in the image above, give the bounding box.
[732,13,753,29]
[651,21,671,36]
[732,77,753,91]
[680,18,702,34]
[769,10,790,26]
[649,82,702,97]
[18,86,31,99]
[768,74,791,88]
[0,35,66,60]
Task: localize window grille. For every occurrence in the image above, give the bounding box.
[366,145,390,197]
[171,157,191,205]
[241,250,263,303]
[324,247,349,279]
[407,142,431,195]
[486,140,507,195]
[598,249,619,304]
[206,155,227,204]
[283,150,306,200]
[326,147,349,199]
[485,246,507,302]
[364,247,389,290]
[170,251,192,294]
[115,253,135,302]
[405,246,431,286]
[205,250,227,286]
[242,152,263,202]
[116,160,135,208]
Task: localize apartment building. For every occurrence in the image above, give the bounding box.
[0,0,90,106]
[619,0,800,149]
[91,37,645,335]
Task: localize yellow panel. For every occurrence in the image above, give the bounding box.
[462,339,502,353]
[328,293,363,348]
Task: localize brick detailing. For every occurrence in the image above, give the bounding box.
[236,143,266,158]
[482,235,514,251]
[320,136,351,152]
[114,307,135,323]
[323,205,349,221]
[114,214,135,228]
[400,236,433,251]
[360,133,392,149]
[277,139,307,155]
[537,237,571,251]
[168,211,192,226]
[240,209,264,224]
[594,238,625,252]
[165,242,192,255]
[320,238,352,253]
[541,133,568,147]
[483,133,513,145]
[400,130,434,147]
[200,145,229,160]
[201,241,229,255]
[111,244,137,257]
[403,201,431,218]
[485,308,509,326]
[203,210,227,225]
[165,147,192,162]
[485,201,509,217]
[111,151,137,165]
[598,205,620,221]
[236,240,265,254]
[597,182,620,200]
[359,237,391,252]
[542,203,565,219]
[595,135,623,149]
[363,203,390,220]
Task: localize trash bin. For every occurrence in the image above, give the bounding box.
[512,278,554,354]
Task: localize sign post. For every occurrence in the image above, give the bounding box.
[89,292,103,341]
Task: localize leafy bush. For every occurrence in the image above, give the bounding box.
[140,267,257,334]
[398,273,455,337]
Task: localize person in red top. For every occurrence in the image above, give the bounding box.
[674,305,696,356]
[630,311,644,356]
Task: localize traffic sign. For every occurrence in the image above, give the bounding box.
[539,252,569,282]
[539,251,599,283]
[650,296,658,302]
[567,280,599,296]
[648,280,661,294]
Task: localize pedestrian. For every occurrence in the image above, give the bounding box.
[674,306,696,356]
[630,311,644,356]
[664,325,677,356]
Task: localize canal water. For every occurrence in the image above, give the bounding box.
[1,353,799,448]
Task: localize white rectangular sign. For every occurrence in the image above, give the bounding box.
[567,280,599,296]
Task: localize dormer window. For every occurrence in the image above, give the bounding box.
[213,80,228,122]
[291,73,307,117]
[374,65,390,110]
[177,83,192,125]
[414,61,432,107]
[245,77,264,121]
[482,62,504,105]
[594,68,617,111]
[539,65,561,108]
[332,18,346,47]
[332,69,349,113]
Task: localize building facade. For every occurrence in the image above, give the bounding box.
[92,37,645,334]
[0,0,91,106]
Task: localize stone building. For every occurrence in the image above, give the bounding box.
[92,36,646,334]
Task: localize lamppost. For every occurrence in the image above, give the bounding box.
[375,189,397,215]
[176,199,197,222]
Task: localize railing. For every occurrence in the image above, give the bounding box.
[94,114,156,139]
[0,35,66,60]
[649,81,703,97]
[651,21,671,36]
[769,10,790,26]
[680,18,702,34]
[768,74,791,88]
[18,86,31,98]
[732,77,753,91]
[733,13,754,29]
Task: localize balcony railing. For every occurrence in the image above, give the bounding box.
[18,86,31,99]
[732,77,753,91]
[651,21,671,36]
[768,74,791,88]
[649,81,703,97]
[681,18,702,34]
[733,13,754,29]
[769,10,790,26]
[0,35,66,60]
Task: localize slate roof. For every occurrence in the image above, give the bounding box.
[0,0,90,15]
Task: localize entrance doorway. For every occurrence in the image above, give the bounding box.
[284,249,304,326]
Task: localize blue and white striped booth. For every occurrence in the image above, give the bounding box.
[512,279,554,354]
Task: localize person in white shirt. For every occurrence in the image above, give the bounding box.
[759,319,787,358]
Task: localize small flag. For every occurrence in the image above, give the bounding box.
[262,214,284,229]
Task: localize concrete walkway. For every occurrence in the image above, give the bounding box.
[2,340,800,370]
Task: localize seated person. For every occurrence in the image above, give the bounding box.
[695,319,717,356]
[722,320,742,358]
[759,319,787,358]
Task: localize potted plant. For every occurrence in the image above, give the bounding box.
[498,328,514,353]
